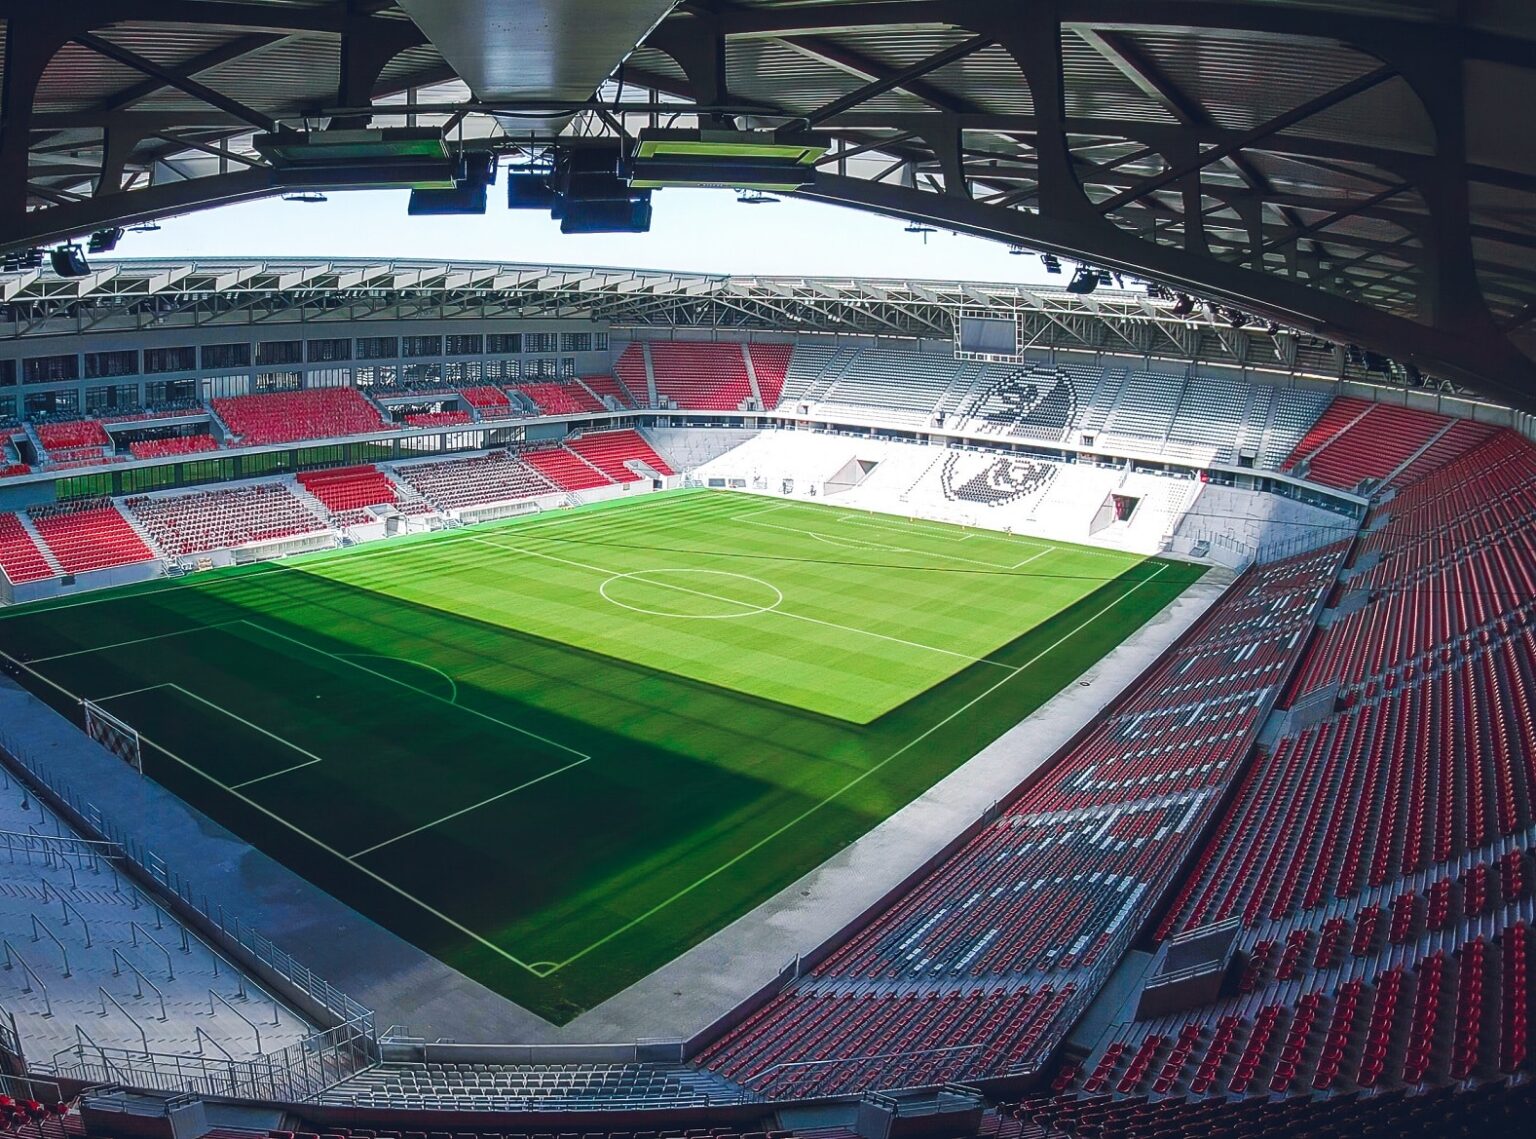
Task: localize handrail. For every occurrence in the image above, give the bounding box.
[1,941,51,1017]
[209,989,261,1053]
[58,897,91,948]
[194,1025,233,1061]
[98,987,150,1057]
[130,922,175,981]
[107,949,167,1021]
[28,914,69,977]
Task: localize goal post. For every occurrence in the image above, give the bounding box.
[82,699,143,774]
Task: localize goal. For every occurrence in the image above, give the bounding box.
[82,699,143,774]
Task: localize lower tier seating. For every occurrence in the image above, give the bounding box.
[27,500,156,574]
[298,466,430,527]
[392,451,554,511]
[0,513,54,583]
[523,446,613,491]
[564,430,675,482]
[126,484,329,556]
[699,543,1346,1092]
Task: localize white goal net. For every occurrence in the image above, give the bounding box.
[82,700,143,774]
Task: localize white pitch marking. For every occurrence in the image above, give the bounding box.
[350,756,590,858]
[466,535,1012,670]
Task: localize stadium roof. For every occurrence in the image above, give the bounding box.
[0,255,1443,392]
[0,2,1531,405]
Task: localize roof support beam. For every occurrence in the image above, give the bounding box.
[73,33,286,135]
[1096,66,1397,215]
[796,34,993,127]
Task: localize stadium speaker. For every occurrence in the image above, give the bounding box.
[559,196,653,234]
[507,171,559,210]
[1066,266,1099,294]
[408,152,496,215]
[49,245,90,277]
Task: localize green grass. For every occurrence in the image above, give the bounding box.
[0,489,1204,1022]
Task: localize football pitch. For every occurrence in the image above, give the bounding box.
[0,489,1204,1022]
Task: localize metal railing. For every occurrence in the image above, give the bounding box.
[49,1013,378,1103]
[0,730,373,1032]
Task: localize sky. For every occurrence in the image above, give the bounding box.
[101,187,1057,285]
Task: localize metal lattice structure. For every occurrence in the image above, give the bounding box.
[0,2,1530,403]
[0,256,1423,389]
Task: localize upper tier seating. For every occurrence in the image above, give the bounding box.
[564,430,675,483]
[699,544,1344,1094]
[747,344,792,408]
[128,435,220,460]
[1298,402,1452,489]
[515,381,605,416]
[393,451,554,512]
[614,343,653,407]
[27,500,156,574]
[1104,370,1185,442]
[650,342,754,410]
[579,373,638,409]
[0,462,32,479]
[36,419,110,453]
[523,446,613,491]
[126,483,329,556]
[1285,395,1374,466]
[297,465,429,527]
[818,349,962,423]
[214,387,387,446]
[0,513,54,583]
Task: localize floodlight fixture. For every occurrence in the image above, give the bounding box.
[629,129,825,191]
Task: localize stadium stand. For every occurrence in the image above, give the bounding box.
[214,388,388,445]
[747,344,792,408]
[0,512,54,583]
[565,429,675,482]
[0,461,31,478]
[939,452,1056,507]
[816,349,963,424]
[1061,428,1536,1106]
[515,381,605,416]
[459,385,514,413]
[297,465,431,526]
[403,409,474,428]
[35,419,110,455]
[393,450,555,512]
[614,343,653,407]
[650,342,755,410]
[127,435,220,460]
[698,542,1345,1095]
[580,372,639,409]
[523,445,614,491]
[317,1061,749,1110]
[126,483,330,556]
[1296,402,1451,489]
[26,500,156,574]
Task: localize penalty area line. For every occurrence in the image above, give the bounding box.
[0,642,551,977]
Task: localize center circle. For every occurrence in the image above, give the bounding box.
[599,569,784,619]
